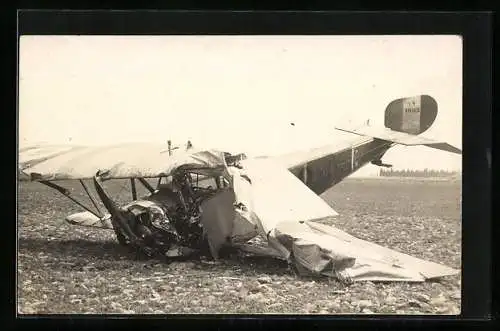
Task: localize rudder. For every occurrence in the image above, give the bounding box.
[334,94,461,155]
[384,95,438,135]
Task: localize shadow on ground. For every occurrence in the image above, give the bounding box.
[18,237,295,277]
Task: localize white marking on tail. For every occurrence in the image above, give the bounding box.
[402,95,422,134]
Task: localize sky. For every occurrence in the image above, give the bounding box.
[18,35,462,176]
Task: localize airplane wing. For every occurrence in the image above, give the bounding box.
[237,158,339,233]
[19,143,228,181]
[19,142,460,282]
[273,220,458,281]
[19,145,81,170]
[232,158,459,282]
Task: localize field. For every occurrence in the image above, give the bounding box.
[17,177,462,315]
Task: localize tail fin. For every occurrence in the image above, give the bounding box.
[385,95,437,135]
[335,95,462,155]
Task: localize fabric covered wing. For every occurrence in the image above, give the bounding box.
[237,158,339,234]
[233,159,458,282]
[19,143,227,181]
[272,221,458,282]
[19,145,81,170]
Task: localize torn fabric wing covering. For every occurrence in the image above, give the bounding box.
[233,158,459,282]
[20,143,459,282]
[19,143,228,181]
[236,158,339,234]
[273,221,458,281]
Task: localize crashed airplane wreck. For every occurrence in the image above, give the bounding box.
[19,95,461,282]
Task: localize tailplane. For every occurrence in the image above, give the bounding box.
[335,95,462,155]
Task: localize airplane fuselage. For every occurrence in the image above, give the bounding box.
[288,137,393,195]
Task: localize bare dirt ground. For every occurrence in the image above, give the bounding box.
[17,177,461,315]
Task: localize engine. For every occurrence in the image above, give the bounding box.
[93,170,221,258]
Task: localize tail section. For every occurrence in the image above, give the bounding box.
[335,95,462,155]
[385,95,438,135]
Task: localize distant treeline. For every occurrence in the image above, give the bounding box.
[379,168,460,178]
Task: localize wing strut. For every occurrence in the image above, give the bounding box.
[79,179,103,217]
[40,180,101,218]
[137,177,155,194]
[130,178,137,200]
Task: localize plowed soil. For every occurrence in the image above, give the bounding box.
[17,177,461,315]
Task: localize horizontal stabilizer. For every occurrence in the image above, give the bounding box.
[335,127,462,155]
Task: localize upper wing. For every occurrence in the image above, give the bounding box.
[19,145,82,170]
[19,143,227,181]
